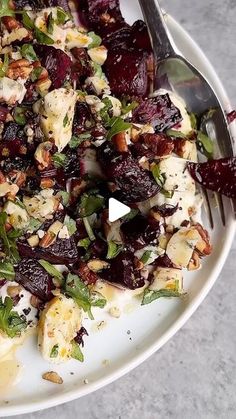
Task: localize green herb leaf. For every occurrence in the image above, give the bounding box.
[78,193,105,218]
[121,100,138,115]
[140,250,152,265]
[58,190,70,206]
[83,217,95,241]
[56,7,71,25]
[69,133,91,149]
[71,340,84,362]
[0,0,15,18]
[106,241,123,260]
[100,97,113,126]
[65,273,106,319]
[0,212,20,263]
[13,107,26,125]
[47,11,54,34]
[197,131,214,157]
[107,117,131,141]
[89,291,106,308]
[64,215,77,236]
[122,208,139,221]
[92,63,102,77]
[166,129,186,139]
[52,152,68,168]
[78,237,91,250]
[63,113,69,127]
[50,344,59,358]
[31,66,43,82]
[189,112,197,130]
[0,297,27,338]
[39,259,63,281]
[88,31,102,49]
[26,217,42,233]
[21,44,38,62]
[0,260,15,281]
[151,164,166,188]
[34,27,54,45]
[141,288,181,305]
[0,54,9,77]
[21,11,34,30]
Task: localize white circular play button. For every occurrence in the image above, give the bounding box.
[108,198,131,222]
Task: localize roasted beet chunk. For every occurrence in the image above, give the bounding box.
[71,262,98,285]
[73,102,94,135]
[104,49,148,98]
[34,45,72,90]
[1,122,27,158]
[46,0,70,11]
[142,133,175,156]
[18,237,78,265]
[78,0,125,31]
[132,94,182,131]
[74,327,88,346]
[15,259,55,302]
[97,144,159,203]
[71,48,93,85]
[121,215,160,251]
[101,251,145,290]
[187,157,236,198]
[129,20,152,51]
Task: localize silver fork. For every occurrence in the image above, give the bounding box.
[138,0,236,228]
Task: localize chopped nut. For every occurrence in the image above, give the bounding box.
[34,141,52,171]
[36,78,52,97]
[2,16,21,31]
[188,251,201,271]
[27,234,40,247]
[39,230,56,248]
[112,132,128,152]
[166,224,174,234]
[7,285,22,298]
[87,259,109,272]
[7,59,33,80]
[30,295,41,309]
[42,371,63,384]
[109,306,121,318]
[40,178,55,189]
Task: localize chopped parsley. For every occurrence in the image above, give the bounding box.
[31,66,43,82]
[0,297,27,338]
[106,117,131,141]
[52,152,68,168]
[71,340,84,362]
[0,212,20,263]
[69,133,91,149]
[88,31,102,49]
[13,107,27,125]
[106,241,123,260]
[0,260,15,281]
[64,215,77,236]
[78,193,105,218]
[65,273,106,320]
[140,250,152,265]
[50,344,59,358]
[142,287,182,305]
[0,0,15,19]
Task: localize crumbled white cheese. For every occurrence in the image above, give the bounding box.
[85,76,111,96]
[4,200,30,229]
[66,28,92,49]
[36,88,77,152]
[0,77,26,105]
[88,46,108,65]
[2,27,29,47]
[23,189,59,221]
[103,94,122,117]
[38,295,82,363]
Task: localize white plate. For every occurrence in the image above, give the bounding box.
[1,1,235,416]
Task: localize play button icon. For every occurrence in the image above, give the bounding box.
[108,198,131,222]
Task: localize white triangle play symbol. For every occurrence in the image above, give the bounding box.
[108,198,131,222]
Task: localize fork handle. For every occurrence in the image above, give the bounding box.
[138,0,175,61]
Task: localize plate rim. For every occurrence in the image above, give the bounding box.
[2,14,236,417]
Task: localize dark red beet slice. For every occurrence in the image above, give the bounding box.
[15,258,55,302]
[129,20,152,51]
[153,254,176,269]
[1,122,27,159]
[89,238,108,258]
[34,45,72,89]
[104,48,148,98]
[73,102,94,135]
[187,157,236,199]
[131,142,156,161]
[132,94,182,131]
[78,0,125,31]
[18,237,78,265]
[97,144,159,203]
[74,327,88,346]
[0,106,9,122]
[101,251,145,290]
[227,110,236,124]
[121,214,160,252]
